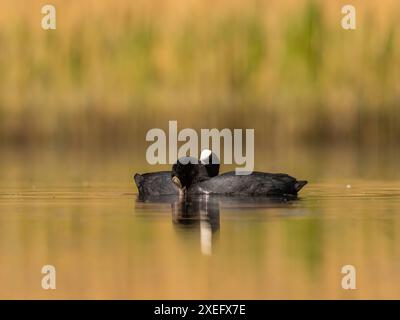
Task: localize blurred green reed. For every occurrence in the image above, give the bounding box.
[0,0,399,148]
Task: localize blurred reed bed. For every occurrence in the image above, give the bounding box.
[0,0,399,148]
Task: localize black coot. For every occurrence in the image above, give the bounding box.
[171,160,307,197]
[135,151,219,197]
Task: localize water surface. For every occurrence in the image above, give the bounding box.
[0,148,399,299]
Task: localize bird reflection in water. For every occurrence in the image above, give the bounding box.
[172,196,220,256]
[135,194,220,255]
[136,194,305,256]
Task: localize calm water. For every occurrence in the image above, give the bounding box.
[0,147,400,299]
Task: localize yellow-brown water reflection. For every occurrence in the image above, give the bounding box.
[0,148,400,299]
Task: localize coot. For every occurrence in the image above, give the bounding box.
[171,160,307,197]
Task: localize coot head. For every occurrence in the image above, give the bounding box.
[172,157,198,190]
[171,155,211,191]
[171,151,219,192]
[200,149,220,178]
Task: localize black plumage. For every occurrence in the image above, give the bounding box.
[185,172,307,196]
[134,171,179,197]
[135,153,308,198]
[171,160,307,197]
[135,155,219,197]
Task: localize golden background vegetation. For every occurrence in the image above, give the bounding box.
[0,0,399,148]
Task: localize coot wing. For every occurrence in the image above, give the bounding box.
[188,172,306,196]
[134,171,179,196]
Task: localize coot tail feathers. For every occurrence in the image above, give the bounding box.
[134,173,143,186]
[295,180,308,192]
